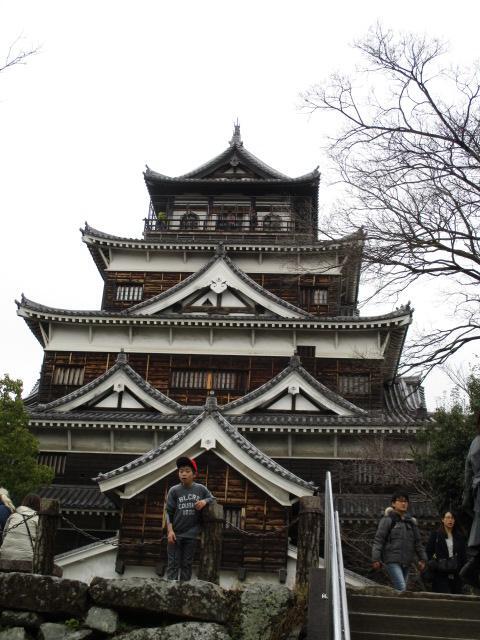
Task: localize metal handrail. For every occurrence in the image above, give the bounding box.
[325,471,351,640]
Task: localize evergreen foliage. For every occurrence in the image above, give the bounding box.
[416,376,479,513]
[0,374,53,504]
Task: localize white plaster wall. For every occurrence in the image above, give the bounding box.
[58,548,368,589]
[46,325,383,359]
[107,250,341,276]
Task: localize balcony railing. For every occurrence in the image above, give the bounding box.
[144,217,314,244]
[143,201,315,241]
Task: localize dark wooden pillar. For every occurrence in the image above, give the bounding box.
[32,498,60,575]
[198,502,223,584]
[295,495,322,588]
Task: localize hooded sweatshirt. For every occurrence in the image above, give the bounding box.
[372,506,427,566]
[0,506,38,561]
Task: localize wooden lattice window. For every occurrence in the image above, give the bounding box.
[338,374,370,395]
[300,287,328,307]
[116,284,144,302]
[224,506,244,529]
[170,370,241,391]
[53,366,85,386]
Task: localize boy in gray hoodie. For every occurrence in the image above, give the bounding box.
[166,456,215,580]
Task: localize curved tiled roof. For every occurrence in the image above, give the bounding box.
[96,408,315,491]
[81,223,365,251]
[35,351,183,414]
[125,249,314,318]
[143,126,319,184]
[222,354,368,416]
[384,376,428,422]
[28,409,425,429]
[38,484,118,512]
[18,290,411,325]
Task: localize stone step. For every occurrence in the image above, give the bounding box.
[348,593,480,621]
[350,633,479,640]
[349,612,478,639]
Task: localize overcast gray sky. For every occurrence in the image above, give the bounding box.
[1,0,479,408]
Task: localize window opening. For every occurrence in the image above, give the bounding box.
[53,366,85,386]
[338,375,370,395]
[170,370,241,391]
[116,284,144,302]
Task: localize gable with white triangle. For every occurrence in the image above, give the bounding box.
[222,361,367,417]
[128,255,310,319]
[37,358,182,415]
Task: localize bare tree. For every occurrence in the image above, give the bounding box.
[304,25,480,377]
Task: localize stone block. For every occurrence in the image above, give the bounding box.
[84,606,118,634]
[0,573,88,617]
[39,624,92,640]
[0,629,30,640]
[235,583,294,640]
[0,611,44,629]
[115,622,231,640]
[89,578,229,623]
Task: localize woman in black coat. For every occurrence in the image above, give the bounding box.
[426,511,467,594]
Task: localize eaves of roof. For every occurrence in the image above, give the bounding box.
[81,223,364,253]
[38,484,118,513]
[28,408,428,430]
[17,296,412,329]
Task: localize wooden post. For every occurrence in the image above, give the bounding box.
[32,498,60,575]
[197,502,223,584]
[295,495,322,588]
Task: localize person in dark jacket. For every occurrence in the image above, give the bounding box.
[460,431,480,588]
[372,491,427,591]
[0,488,15,536]
[426,511,467,594]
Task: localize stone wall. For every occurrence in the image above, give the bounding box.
[0,573,304,640]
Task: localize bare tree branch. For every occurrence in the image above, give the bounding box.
[1,35,39,75]
[304,25,480,377]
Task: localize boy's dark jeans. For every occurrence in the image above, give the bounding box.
[167,537,197,580]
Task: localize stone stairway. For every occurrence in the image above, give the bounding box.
[348,587,480,640]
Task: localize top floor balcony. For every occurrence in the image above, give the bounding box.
[143,200,315,244]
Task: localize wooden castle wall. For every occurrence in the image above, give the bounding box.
[38,351,385,409]
[101,270,343,316]
[117,451,289,573]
